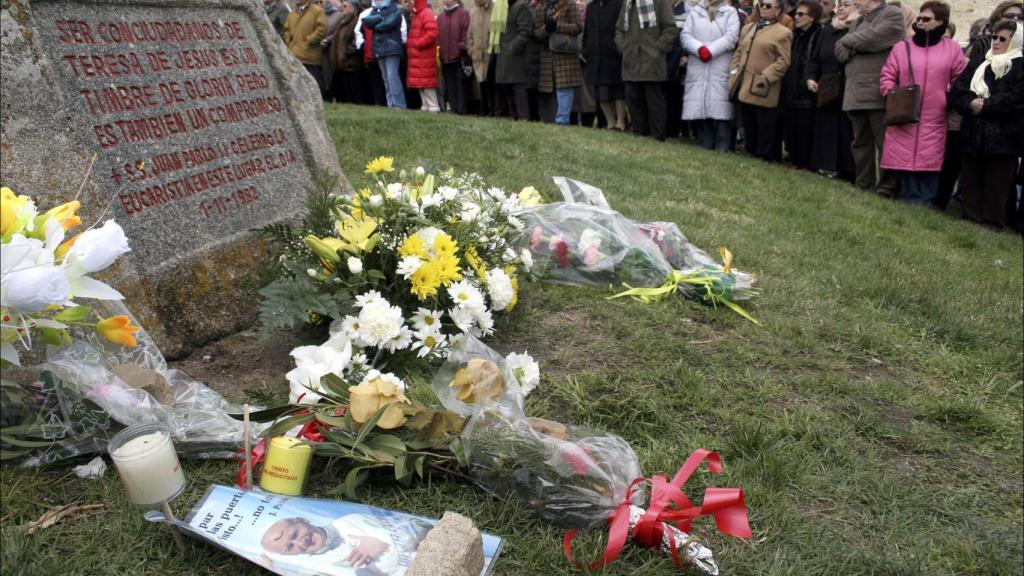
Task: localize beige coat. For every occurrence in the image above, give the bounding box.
[467,0,494,81]
[285,2,329,65]
[728,21,792,108]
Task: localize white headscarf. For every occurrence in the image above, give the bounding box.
[970,23,1023,98]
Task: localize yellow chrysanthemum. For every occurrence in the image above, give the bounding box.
[410,261,442,300]
[464,247,487,281]
[399,235,427,258]
[433,233,458,258]
[434,253,463,286]
[364,156,395,175]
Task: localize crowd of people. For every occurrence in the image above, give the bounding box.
[263,0,1024,232]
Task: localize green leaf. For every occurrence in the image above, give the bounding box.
[414,455,425,478]
[0,435,56,448]
[52,306,92,322]
[449,437,470,468]
[37,328,67,347]
[365,269,387,280]
[352,406,388,449]
[394,454,414,483]
[321,374,350,400]
[365,434,406,457]
[230,404,303,423]
[0,448,32,460]
[261,412,315,439]
[342,466,370,501]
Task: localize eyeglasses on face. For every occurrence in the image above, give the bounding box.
[915,15,932,23]
[1003,12,1024,20]
[993,34,1013,42]
[795,10,808,16]
[760,3,776,9]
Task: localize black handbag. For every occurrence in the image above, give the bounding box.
[548,32,582,54]
[884,41,922,125]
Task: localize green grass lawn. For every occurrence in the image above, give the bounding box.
[2,104,1022,576]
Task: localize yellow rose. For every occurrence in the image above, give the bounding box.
[449,359,506,404]
[348,374,411,429]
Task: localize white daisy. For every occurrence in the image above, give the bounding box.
[447,280,486,313]
[411,329,447,358]
[411,308,444,332]
[355,290,386,309]
[448,305,476,333]
[383,324,414,352]
[397,255,423,278]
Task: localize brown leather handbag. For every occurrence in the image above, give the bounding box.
[884,41,921,125]
[815,72,843,108]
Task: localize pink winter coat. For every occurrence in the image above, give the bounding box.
[879,33,966,172]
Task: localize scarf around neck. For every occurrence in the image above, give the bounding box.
[970,23,1023,97]
[623,0,657,30]
[489,0,509,54]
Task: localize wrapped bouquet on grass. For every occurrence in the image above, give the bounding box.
[518,178,759,323]
[434,338,751,575]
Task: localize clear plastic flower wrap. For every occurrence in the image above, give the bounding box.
[431,338,750,574]
[2,301,263,465]
[516,178,758,320]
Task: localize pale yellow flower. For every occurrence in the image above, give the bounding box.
[348,375,410,429]
[364,156,395,175]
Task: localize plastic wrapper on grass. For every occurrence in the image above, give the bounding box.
[517,178,756,302]
[2,301,264,465]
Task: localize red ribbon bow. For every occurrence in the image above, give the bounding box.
[563,449,751,570]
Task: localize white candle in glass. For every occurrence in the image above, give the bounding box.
[110,430,185,506]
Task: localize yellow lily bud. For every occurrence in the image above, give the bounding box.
[348,376,410,429]
[55,232,81,260]
[96,315,141,347]
[719,247,734,274]
[449,359,506,404]
[46,200,83,232]
[305,235,342,264]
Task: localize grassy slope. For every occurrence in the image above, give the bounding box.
[2,104,1021,576]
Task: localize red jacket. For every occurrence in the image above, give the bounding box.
[438,3,470,63]
[407,0,439,87]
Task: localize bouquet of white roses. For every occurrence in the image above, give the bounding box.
[257,157,538,405]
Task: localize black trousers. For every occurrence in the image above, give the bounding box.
[304,64,325,97]
[935,130,962,210]
[783,107,816,167]
[961,154,1017,228]
[625,81,667,140]
[741,103,781,161]
[366,60,387,106]
[442,62,470,114]
[501,83,529,120]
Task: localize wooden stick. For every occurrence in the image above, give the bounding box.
[161,500,187,553]
[243,403,253,490]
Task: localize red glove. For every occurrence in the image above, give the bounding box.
[698,46,712,62]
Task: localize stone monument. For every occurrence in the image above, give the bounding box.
[1,0,349,356]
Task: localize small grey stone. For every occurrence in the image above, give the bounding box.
[407,511,485,576]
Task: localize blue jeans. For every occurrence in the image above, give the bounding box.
[378,56,406,109]
[555,88,574,125]
[696,119,732,152]
[900,171,940,205]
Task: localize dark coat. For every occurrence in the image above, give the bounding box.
[439,4,471,63]
[496,0,535,84]
[362,0,405,58]
[525,3,542,89]
[582,0,623,86]
[407,0,440,88]
[807,21,844,80]
[833,1,905,111]
[780,22,819,109]
[951,58,1024,156]
[614,0,677,82]
[329,12,365,72]
[534,0,584,91]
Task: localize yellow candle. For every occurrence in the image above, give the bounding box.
[260,437,312,496]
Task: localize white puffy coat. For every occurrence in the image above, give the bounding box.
[680,1,739,120]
